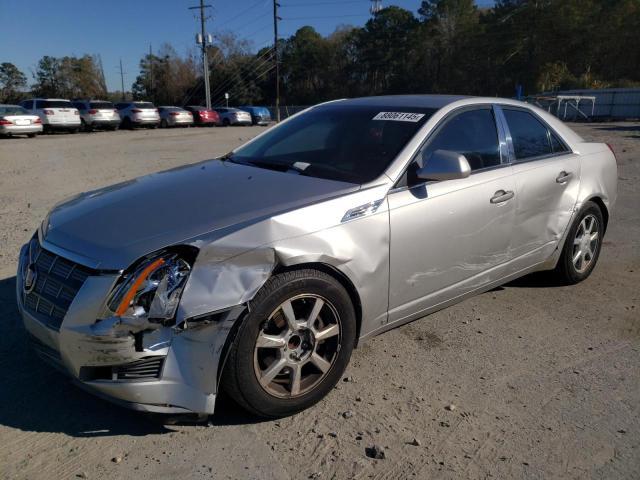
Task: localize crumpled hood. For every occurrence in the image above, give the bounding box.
[43,159,357,270]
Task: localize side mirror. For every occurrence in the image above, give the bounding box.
[416,149,471,181]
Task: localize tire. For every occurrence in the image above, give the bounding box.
[222,269,356,418]
[222,118,230,127]
[554,201,604,284]
[160,119,168,128]
[122,117,133,130]
[81,119,92,132]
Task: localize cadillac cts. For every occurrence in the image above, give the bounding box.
[17,95,617,418]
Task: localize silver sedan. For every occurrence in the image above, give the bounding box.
[17,95,617,418]
[0,104,43,137]
[158,106,194,128]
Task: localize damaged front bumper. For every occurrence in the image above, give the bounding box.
[16,242,244,415]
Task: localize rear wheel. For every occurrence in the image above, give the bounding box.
[554,201,604,284]
[160,119,168,128]
[122,117,133,130]
[222,269,356,418]
[222,118,230,127]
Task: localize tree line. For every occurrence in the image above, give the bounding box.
[2,0,639,106]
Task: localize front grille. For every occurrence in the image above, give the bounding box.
[22,241,94,330]
[115,357,165,380]
[79,357,165,381]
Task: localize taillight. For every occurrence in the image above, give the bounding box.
[43,109,54,115]
[131,108,141,113]
[155,109,159,113]
[73,110,80,115]
[169,112,179,116]
[88,109,98,114]
[34,118,42,124]
[0,118,12,125]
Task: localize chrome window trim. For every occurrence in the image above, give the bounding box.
[390,103,507,192]
[496,104,574,165]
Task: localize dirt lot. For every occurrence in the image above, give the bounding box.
[0,123,638,480]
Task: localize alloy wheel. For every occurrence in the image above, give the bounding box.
[572,214,600,273]
[253,294,341,398]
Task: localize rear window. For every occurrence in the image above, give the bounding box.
[41,100,72,108]
[0,106,29,115]
[90,101,114,109]
[503,109,553,160]
[134,102,155,109]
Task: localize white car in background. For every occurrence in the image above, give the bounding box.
[72,99,121,131]
[0,104,43,138]
[115,101,160,129]
[20,98,81,133]
[158,106,194,128]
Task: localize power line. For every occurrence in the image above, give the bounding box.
[274,0,281,121]
[208,47,275,101]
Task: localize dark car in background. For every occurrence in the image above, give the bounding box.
[185,106,221,127]
[238,106,271,126]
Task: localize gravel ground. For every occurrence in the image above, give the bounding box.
[0,123,638,480]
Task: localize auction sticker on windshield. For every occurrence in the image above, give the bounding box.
[372,112,425,122]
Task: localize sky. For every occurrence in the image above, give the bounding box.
[0,0,494,93]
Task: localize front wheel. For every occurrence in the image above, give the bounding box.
[554,201,604,284]
[222,269,356,418]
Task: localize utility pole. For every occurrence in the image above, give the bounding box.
[189,0,212,109]
[117,58,126,101]
[149,44,154,102]
[273,0,281,122]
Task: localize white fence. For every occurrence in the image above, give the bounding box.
[535,88,640,120]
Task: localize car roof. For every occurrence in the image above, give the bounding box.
[333,94,470,109]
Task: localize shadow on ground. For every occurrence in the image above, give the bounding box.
[0,276,259,438]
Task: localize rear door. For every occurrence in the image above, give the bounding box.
[497,105,580,265]
[387,106,516,325]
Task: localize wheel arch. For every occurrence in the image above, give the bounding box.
[272,262,363,347]
[585,195,609,234]
[215,261,364,388]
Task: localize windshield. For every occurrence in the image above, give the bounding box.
[231,104,436,183]
[0,106,29,115]
[90,101,114,109]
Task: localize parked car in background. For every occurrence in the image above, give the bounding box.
[0,105,43,138]
[20,98,81,133]
[238,106,271,125]
[115,101,160,129]
[213,107,252,126]
[72,99,120,131]
[184,105,220,127]
[158,106,194,128]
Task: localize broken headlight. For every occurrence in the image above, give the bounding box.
[108,254,191,325]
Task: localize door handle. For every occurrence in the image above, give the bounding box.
[556,171,573,183]
[490,190,514,204]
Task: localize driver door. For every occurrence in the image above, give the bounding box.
[387,106,516,325]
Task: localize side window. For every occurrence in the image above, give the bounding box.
[21,100,31,109]
[503,109,553,160]
[35,100,45,109]
[422,108,501,171]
